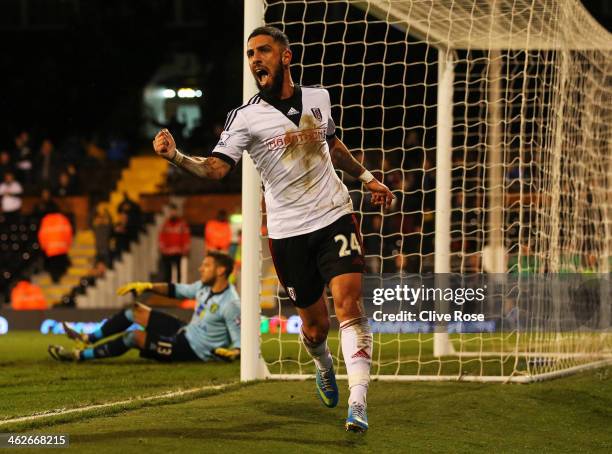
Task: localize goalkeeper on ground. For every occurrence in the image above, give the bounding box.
[48,251,241,363]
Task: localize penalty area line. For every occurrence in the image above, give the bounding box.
[0,383,234,427]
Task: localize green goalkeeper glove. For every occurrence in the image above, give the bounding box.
[213,348,240,362]
[116,282,153,296]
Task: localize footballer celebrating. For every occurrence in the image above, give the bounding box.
[152,27,393,432]
[49,252,241,364]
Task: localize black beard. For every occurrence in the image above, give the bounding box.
[257,61,285,98]
[202,277,215,287]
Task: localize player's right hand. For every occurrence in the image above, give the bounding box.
[152,129,176,160]
[116,282,153,296]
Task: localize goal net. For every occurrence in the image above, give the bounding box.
[242,0,612,382]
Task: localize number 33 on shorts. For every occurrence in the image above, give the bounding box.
[334,233,362,257]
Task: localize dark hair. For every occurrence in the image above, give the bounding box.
[248,26,290,49]
[207,251,235,279]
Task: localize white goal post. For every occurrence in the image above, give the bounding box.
[241,0,612,383]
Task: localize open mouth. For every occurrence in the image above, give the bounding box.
[255,68,269,85]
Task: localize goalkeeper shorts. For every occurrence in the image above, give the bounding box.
[140,310,200,362]
[269,213,365,308]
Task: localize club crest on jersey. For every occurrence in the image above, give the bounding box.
[218,132,231,147]
[311,107,322,121]
[287,287,297,301]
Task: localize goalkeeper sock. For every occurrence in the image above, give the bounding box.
[88,308,134,343]
[300,328,333,371]
[340,316,372,406]
[80,331,135,360]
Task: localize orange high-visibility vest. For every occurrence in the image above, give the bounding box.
[204,219,231,252]
[38,213,73,257]
[11,281,48,310]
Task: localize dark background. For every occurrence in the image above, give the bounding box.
[0,0,244,148]
[0,0,609,150]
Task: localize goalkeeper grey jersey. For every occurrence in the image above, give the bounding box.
[211,85,352,239]
[174,281,241,361]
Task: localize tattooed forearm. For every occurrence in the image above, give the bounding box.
[329,137,365,179]
[169,151,231,180]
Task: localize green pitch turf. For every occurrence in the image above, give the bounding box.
[1,332,611,452]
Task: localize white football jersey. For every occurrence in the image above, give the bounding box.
[211,85,352,239]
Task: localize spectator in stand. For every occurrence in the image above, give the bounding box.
[32,188,60,221]
[62,258,108,307]
[158,204,191,282]
[38,209,73,283]
[204,210,232,253]
[92,208,113,266]
[36,139,63,190]
[88,258,107,280]
[107,136,128,162]
[11,277,47,310]
[13,130,33,185]
[55,170,78,197]
[66,259,108,307]
[0,171,23,223]
[65,164,81,193]
[0,150,15,182]
[112,211,132,258]
[86,138,106,162]
[118,192,143,238]
[362,214,383,273]
[362,213,399,273]
[394,254,414,275]
[60,135,86,166]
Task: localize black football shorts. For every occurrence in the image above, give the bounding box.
[269,213,365,308]
[140,310,200,362]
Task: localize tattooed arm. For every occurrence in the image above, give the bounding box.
[152,129,231,180]
[328,136,394,208]
[328,136,366,179]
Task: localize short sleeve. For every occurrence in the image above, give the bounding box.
[326,116,336,138]
[174,281,202,299]
[211,109,252,167]
[324,89,336,138]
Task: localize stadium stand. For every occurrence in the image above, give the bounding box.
[0,214,42,303]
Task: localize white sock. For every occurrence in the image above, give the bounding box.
[300,329,333,371]
[340,317,372,406]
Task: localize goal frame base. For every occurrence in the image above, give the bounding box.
[265,359,612,383]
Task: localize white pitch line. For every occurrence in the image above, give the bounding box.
[0,383,233,426]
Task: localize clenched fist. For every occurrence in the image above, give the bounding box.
[152,129,176,160]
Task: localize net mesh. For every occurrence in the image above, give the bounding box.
[257,0,612,380]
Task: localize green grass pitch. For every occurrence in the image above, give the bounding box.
[0,332,611,452]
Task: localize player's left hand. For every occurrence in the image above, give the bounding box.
[213,347,241,362]
[366,179,395,209]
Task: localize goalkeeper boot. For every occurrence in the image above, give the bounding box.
[62,322,90,346]
[48,345,81,362]
[315,366,339,408]
[345,402,368,433]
